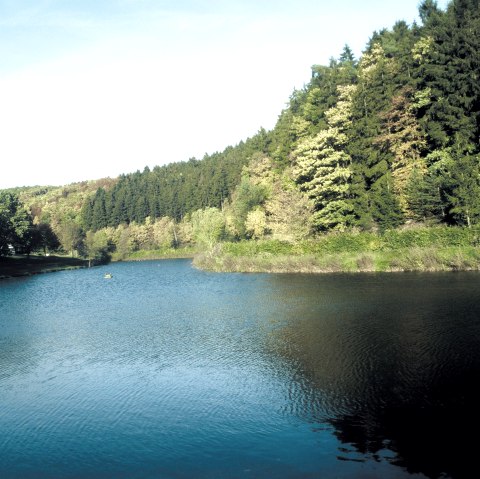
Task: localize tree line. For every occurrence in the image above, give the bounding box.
[82,0,480,235]
[80,134,270,231]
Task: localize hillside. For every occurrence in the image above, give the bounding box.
[2,0,480,271]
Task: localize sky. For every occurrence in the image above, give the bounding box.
[0,0,450,189]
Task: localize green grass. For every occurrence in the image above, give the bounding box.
[193,227,480,273]
[0,254,88,279]
[112,246,197,262]
[194,246,480,273]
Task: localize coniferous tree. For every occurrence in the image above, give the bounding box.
[350,36,411,228]
[406,169,444,222]
[91,188,108,230]
[448,153,480,227]
[370,173,405,230]
[419,0,441,24]
[415,0,480,151]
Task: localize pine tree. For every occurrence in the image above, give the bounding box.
[350,32,416,228]
[81,198,94,231]
[414,0,480,151]
[407,168,443,222]
[448,153,480,227]
[91,188,108,230]
[370,173,405,230]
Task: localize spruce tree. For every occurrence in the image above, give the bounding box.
[448,153,480,227]
[407,168,443,222]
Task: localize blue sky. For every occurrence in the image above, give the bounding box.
[0,0,450,188]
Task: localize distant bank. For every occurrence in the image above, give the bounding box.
[4,226,480,279]
[0,255,88,280]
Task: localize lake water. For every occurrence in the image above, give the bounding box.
[1,259,479,479]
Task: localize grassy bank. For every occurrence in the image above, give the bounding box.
[193,227,480,273]
[0,255,88,280]
[112,246,196,262]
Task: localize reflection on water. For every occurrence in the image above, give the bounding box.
[265,273,480,478]
[1,261,479,478]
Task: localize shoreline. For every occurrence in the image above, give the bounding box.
[3,242,480,279]
[192,245,480,274]
[0,255,88,281]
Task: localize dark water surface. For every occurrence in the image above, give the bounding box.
[1,260,479,478]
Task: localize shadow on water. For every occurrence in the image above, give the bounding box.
[265,272,480,479]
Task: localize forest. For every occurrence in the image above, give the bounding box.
[1,0,480,268]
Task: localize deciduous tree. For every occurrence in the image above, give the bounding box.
[191,208,226,247]
[292,85,356,231]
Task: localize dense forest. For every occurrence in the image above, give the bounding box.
[2,0,480,263]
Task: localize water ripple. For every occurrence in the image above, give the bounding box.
[1,264,480,478]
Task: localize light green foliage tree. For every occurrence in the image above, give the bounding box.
[245,208,268,239]
[227,174,268,238]
[358,43,392,93]
[114,224,134,259]
[52,218,84,257]
[292,85,356,231]
[244,153,276,190]
[176,217,194,246]
[264,173,313,242]
[191,207,226,247]
[224,154,274,239]
[82,229,111,266]
[112,216,178,253]
[129,219,154,251]
[80,215,187,260]
[152,216,177,248]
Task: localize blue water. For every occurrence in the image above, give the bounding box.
[1,260,479,478]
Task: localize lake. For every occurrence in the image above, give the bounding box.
[1,259,479,478]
